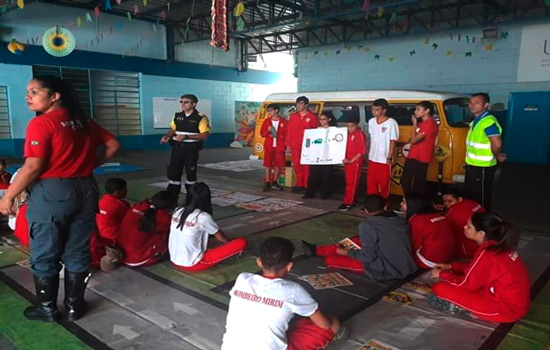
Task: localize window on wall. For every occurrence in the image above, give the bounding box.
[0,87,11,139]
[32,66,141,136]
[90,71,141,136]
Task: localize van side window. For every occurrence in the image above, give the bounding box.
[323,103,361,127]
[365,103,441,126]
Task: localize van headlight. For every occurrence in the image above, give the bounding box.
[452,175,465,183]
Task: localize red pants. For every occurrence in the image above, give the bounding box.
[287,318,335,350]
[366,161,391,198]
[343,162,363,205]
[291,147,309,187]
[316,236,364,274]
[14,203,29,247]
[174,238,248,272]
[263,148,286,168]
[433,282,523,323]
[90,233,114,267]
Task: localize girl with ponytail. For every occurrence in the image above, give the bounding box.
[117,191,177,267]
[431,212,531,322]
[169,182,248,271]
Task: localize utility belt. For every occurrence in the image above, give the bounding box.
[169,139,203,150]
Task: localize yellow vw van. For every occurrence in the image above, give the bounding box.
[252,90,471,195]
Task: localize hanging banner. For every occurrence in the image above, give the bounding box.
[517,24,550,82]
[301,127,348,165]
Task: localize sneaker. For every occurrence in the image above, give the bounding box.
[338,204,351,212]
[301,240,317,257]
[263,182,271,192]
[333,326,348,341]
[271,182,283,191]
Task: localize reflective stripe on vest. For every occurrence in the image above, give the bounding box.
[465,112,502,167]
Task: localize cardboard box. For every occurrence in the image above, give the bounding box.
[280,166,296,187]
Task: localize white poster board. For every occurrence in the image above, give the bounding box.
[517,24,550,82]
[300,127,348,165]
[153,97,212,128]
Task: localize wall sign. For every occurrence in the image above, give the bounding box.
[517,24,550,82]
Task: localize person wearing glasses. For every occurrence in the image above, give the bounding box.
[161,94,211,196]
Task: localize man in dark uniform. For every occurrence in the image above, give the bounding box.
[160,94,211,195]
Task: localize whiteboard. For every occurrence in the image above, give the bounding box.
[153,97,212,129]
[301,127,348,165]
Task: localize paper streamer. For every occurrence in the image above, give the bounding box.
[134,5,138,15]
[105,0,111,11]
[127,11,132,20]
[86,12,92,22]
[143,0,147,6]
[116,0,121,4]
[77,17,82,27]
[94,6,100,17]
[362,0,370,11]
[17,0,23,10]
[377,6,384,17]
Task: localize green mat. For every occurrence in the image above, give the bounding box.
[0,246,28,268]
[0,281,91,350]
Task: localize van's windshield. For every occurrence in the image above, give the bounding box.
[444,98,473,127]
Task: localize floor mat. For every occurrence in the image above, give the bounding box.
[0,246,28,268]
[0,279,91,350]
[199,159,264,172]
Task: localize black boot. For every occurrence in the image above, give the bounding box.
[24,275,60,322]
[64,270,90,322]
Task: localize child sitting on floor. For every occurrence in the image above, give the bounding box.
[402,193,455,269]
[169,182,248,271]
[442,186,486,259]
[116,191,177,268]
[0,159,12,190]
[303,195,418,281]
[90,178,131,269]
[431,212,531,323]
[222,237,341,350]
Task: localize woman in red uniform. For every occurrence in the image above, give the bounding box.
[0,76,119,322]
[401,193,455,269]
[117,191,177,267]
[431,212,531,323]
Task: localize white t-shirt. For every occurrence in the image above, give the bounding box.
[271,120,280,148]
[368,117,399,163]
[168,208,219,266]
[222,272,318,350]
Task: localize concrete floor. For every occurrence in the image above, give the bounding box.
[0,148,549,350]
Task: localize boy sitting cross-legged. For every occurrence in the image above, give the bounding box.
[222,236,341,350]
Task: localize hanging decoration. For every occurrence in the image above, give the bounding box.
[377,6,384,18]
[389,12,397,24]
[42,26,76,57]
[134,5,139,15]
[432,43,438,49]
[484,44,494,51]
[233,1,245,17]
[446,50,453,56]
[210,0,230,51]
[77,17,82,27]
[127,11,132,20]
[86,12,92,22]
[236,17,245,31]
[143,0,147,6]
[545,0,550,7]
[423,38,429,45]
[116,0,122,4]
[409,50,416,56]
[465,52,472,57]
[17,0,24,10]
[105,0,112,11]
[499,31,509,39]
[94,6,100,17]
[7,39,25,55]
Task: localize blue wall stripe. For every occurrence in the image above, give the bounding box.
[0,42,283,85]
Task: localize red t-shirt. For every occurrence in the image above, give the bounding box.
[96,194,131,241]
[408,117,438,163]
[346,128,367,162]
[24,108,114,179]
[286,110,318,149]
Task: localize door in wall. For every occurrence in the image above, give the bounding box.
[506,92,550,165]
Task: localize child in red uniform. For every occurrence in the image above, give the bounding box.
[90,178,130,268]
[117,191,177,267]
[401,101,439,196]
[169,182,248,272]
[338,112,366,211]
[260,103,287,192]
[287,96,318,193]
[0,159,12,189]
[431,212,531,323]
[222,237,341,350]
[401,193,455,269]
[442,187,485,259]
[366,99,399,199]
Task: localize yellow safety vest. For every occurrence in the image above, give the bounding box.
[465,113,502,167]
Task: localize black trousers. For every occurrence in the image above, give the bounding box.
[305,165,334,197]
[464,164,497,211]
[166,142,200,195]
[401,158,429,196]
